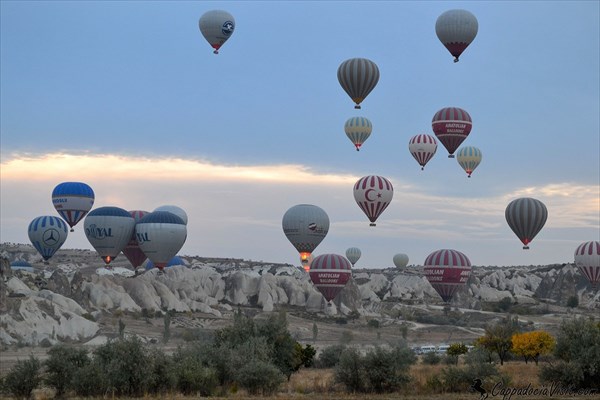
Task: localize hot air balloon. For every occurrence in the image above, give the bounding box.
[432,107,472,158]
[423,249,471,303]
[154,205,188,225]
[435,9,478,62]
[84,207,135,265]
[393,253,409,269]
[574,241,600,288]
[309,253,352,302]
[344,117,372,151]
[28,216,68,261]
[456,146,482,177]
[122,210,149,271]
[409,134,438,170]
[136,211,187,272]
[10,260,34,272]
[337,58,379,109]
[146,255,186,271]
[345,247,361,267]
[282,204,329,270]
[353,175,393,226]
[52,182,95,231]
[301,253,314,272]
[505,198,548,250]
[199,10,235,54]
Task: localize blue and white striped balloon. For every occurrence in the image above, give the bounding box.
[28,216,68,261]
[456,146,482,177]
[52,182,95,231]
[344,117,372,151]
[345,247,361,266]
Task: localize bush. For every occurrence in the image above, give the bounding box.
[316,344,346,368]
[422,351,441,365]
[44,345,90,396]
[235,360,285,395]
[71,361,107,397]
[335,347,368,392]
[3,355,42,399]
[146,348,177,395]
[362,346,413,393]
[173,356,218,396]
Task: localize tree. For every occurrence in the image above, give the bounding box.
[44,345,90,396]
[566,295,579,309]
[476,316,520,365]
[312,322,318,342]
[447,343,469,365]
[3,356,42,399]
[511,331,555,365]
[163,312,171,343]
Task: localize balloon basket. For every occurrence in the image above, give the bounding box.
[369,223,376,227]
[454,57,459,63]
[354,105,361,109]
[523,246,530,250]
[70,228,74,232]
[213,50,219,54]
[448,155,455,158]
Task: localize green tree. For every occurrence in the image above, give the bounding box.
[163,311,171,343]
[3,356,42,399]
[317,344,346,368]
[235,360,285,395]
[312,322,318,342]
[566,295,579,309]
[476,315,520,365]
[447,343,469,365]
[540,317,600,390]
[118,318,125,338]
[44,345,90,396]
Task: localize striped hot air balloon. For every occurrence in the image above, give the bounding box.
[505,198,548,250]
[282,204,329,270]
[456,146,482,177]
[344,117,372,151]
[409,134,438,170]
[199,10,235,54]
[393,253,409,269]
[154,205,188,225]
[84,207,135,265]
[337,58,379,109]
[122,210,149,270]
[345,247,361,267]
[309,253,353,302]
[136,211,187,272]
[28,216,68,261]
[574,241,600,288]
[353,175,393,226]
[424,249,471,303]
[435,9,478,62]
[52,182,95,231]
[432,107,472,158]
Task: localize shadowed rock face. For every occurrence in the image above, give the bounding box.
[0,245,598,346]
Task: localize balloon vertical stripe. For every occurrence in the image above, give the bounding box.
[574,241,600,288]
[338,58,380,108]
[424,249,471,303]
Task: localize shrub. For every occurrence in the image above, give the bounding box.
[362,346,413,393]
[235,360,285,395]
[173,356,218,396]
[44,345,90,396]
[146,348,177,395]
[71,361,107,397]
[422,351,441,365]
[3,355,42,399]
[335,347,367,392]
[316,344,346,368]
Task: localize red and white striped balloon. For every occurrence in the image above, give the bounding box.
[309,253,352,302]
[432,107,472,158]
[353,175,393,226]
[424,249,471,303]
[574,241,600,288]
[409,134,438,170]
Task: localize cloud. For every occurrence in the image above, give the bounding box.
[1,152,598,267]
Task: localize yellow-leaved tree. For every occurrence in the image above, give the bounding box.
[511,331,555,365]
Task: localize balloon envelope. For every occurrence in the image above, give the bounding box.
[199,10,235,54]
[84,207,135,265]
[424,249,471,303]
[122,210,149,269]
[136,211,187,271]
[505,198,548,249]
[28,216,68,261]
[309,254,352,302]
[435,9,478,62]
[146,255,185,270]
[10,260,34,272]
[345,247,361,266]
[574,241,600,288]
[393,253,409,269]
[353,175,393,226]
[344,117,372,151]
[409,134,438,170]
[456,146,482,177]
[52,182,95,231]
[337,58,379,109]
[154,205,188,225]
[432,107,472,158]
[282,204,329,266]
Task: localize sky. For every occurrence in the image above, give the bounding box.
[1,1,599,269]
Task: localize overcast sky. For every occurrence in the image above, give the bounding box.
[1,1,599,268]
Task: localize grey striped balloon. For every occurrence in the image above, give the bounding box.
[337,58,379,109]
[505,198,548,249]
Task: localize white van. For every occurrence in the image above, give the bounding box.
[436,344,450,354]
[419,345,437,354]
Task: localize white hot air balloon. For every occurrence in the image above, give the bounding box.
[344,117,372,151]
[345,247,361,267]
[154,205,188,225]
[393,253,409,269]
[353,175,394,226]
[435,9,478,62]
[456,146,482,178]
[409,134,438,170]
[136,211,187,272]
[282,204,329,270]
[84,207,135,265]
[199,10,235,54]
